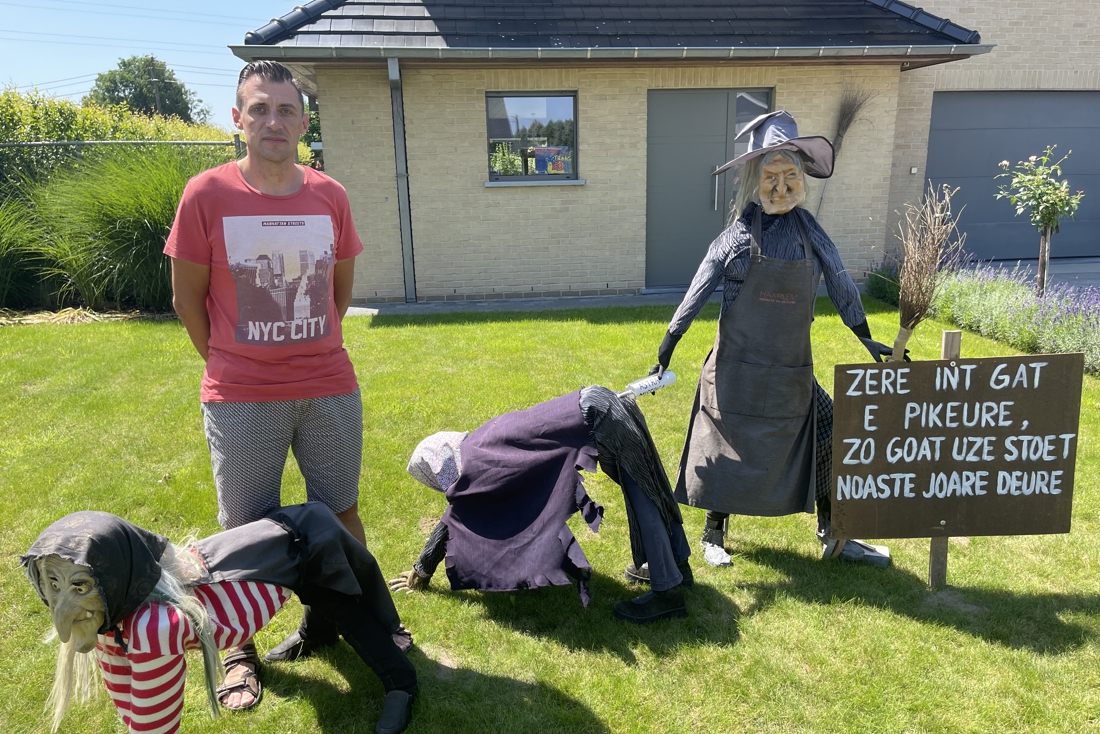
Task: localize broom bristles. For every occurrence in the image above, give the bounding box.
[833,85,877,158]
[896,183,967,331]
[884,184,966,362]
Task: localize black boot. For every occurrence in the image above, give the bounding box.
[376,690,414,734]
[612,585,687,624]
[624,559,693,589]
[264,605,339,662]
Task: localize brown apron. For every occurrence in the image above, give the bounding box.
[674,207,817,516]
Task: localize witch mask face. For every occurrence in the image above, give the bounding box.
[758,154,805,215]
[36,556,106,653]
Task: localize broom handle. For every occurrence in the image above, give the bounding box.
[888,327,912,363]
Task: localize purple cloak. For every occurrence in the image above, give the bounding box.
[441,390,604,605]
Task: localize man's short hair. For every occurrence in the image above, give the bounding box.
[236,61,305,111]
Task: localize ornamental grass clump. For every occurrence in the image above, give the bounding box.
[0,197,43,309]
[32,144,232,311]
[864,259,899,307]
[887,183,966,362]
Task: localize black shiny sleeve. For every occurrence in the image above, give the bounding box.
[412,521,449,578]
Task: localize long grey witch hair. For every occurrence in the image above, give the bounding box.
[730,149,807,225]
[32,541,223,733]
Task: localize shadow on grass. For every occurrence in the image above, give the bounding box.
[467,570,740,664]
[741,544,1100,655]
[366,304,686,330]
[264,643,610,733]
[364,295,893,330]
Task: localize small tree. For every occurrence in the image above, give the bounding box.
[85,55,209,123]
[995,145,1085,296]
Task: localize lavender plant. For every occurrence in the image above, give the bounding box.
[932,264,1100,373]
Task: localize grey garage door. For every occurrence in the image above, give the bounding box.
[646,89,770,288]
[926,91,1100,261]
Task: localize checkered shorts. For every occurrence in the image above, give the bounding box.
[201,389,363,529]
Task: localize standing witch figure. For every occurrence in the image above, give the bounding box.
[654,110,899,567]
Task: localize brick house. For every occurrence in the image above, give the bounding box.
[232,0,1002,304]
[888,1,1100,263]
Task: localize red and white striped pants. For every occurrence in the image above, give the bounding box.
[95,580,291,734]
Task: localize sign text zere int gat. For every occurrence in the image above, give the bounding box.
[830,353,1083,539]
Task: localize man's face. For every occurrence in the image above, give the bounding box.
[232,77,309,165]
[758,155,806,215]
[37,556,105,653]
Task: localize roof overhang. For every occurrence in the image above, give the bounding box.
[231,43,993,72]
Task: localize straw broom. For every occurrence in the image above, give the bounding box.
[815,85,877,218]
[888,183,967,361]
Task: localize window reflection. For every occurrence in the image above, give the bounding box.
[487,94,577,179]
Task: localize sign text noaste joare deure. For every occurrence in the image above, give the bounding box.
[830,353,1083,539]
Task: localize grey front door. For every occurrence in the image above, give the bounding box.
[646,89,770,288]
[926,90,1100,261]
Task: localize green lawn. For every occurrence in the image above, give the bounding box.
[2,297,1099,734]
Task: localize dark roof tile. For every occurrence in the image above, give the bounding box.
[243,0,982,49]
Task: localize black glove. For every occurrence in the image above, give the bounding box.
[849,320,909,363]
[650,331,682,378]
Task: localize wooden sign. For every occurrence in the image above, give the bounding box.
[831,353,1084,539]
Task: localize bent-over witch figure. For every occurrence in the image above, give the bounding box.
[23,503,418,734]
[389,385,693,624]
[655,110,899,568]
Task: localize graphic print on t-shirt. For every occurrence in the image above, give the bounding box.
[223,215,335,345]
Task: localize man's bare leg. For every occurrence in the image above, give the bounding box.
[337,502,366,545]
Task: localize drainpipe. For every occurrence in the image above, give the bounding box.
[388,57,417,303]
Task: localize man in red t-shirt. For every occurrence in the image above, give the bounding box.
[165,62,404,725]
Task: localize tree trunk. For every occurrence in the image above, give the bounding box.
[1036,225,1052,297]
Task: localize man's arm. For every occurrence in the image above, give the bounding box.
[170,258,211,362]
[334,257,356,321]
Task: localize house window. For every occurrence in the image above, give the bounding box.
[486,93,577,181]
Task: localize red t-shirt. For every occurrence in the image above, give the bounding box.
[164,162,364,402]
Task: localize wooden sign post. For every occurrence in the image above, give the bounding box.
[830,342,1084,590]
[929,331,962,589]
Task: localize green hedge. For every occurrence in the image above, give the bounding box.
[0,89,236,310]
[0,88,229,192]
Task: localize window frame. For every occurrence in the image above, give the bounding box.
[485,91,579,183]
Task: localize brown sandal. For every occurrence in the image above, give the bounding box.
[217,643,262,711]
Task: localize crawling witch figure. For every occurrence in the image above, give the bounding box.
[389,385,693,624]
[23,503,418,734]
[656,110,898,568]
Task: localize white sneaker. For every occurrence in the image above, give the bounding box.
[701,542,732,567]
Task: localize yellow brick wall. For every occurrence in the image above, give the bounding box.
[314,67,407,302]
[319,62,901,301]
[407,63,900,300]
[400,66,648,300]
[887,2,1100,244]
[775,66,900,280]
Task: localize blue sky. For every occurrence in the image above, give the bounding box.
[0,1,295,130]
